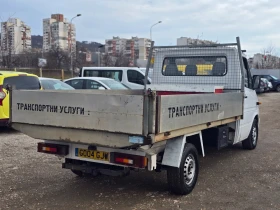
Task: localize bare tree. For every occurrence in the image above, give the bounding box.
[114,51,130,67]
[15,51,41,67]
[258,43,280,69]
[102,53,115,66]
[45,46,69,69]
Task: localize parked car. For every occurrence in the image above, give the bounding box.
[253,75,265,94]
[260,78,270,92]
[0,71,41,126]
[78,67,152,89]
[267,80,273,90]
[39,77,74,90]
[256,75,280,92]
[64,77,129,90]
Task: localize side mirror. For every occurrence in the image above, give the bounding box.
[98,86,106,90]
[252,75,260,90]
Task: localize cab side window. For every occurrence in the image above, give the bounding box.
[243,64,249,88]
[242,57,252,89]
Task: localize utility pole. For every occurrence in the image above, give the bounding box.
[69,14,81,77]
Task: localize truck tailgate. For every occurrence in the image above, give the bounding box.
[10,89,145,138]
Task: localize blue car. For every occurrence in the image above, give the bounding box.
[257,75,280,92]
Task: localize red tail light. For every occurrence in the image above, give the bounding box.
[0,85,6,106]
[110,152,147,168]
[37,143,69,155]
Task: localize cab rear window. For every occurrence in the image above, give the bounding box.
[3,76,41,90]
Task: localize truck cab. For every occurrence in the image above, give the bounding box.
[240,56,260,142]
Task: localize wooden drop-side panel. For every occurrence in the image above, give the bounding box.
[157,92,243,133]
[11,90,144,135]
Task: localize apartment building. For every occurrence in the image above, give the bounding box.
[177,37,217,46]
[105,36,151,65]
[43,14,76,54]
[0,18,31,55]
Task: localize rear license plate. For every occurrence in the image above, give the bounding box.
[75,148,109,161]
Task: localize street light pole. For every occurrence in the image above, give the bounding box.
[150,21,162,40]
[69,14,81,77]
[97,44,105,67]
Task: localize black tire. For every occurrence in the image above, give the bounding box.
[167,143,199,195]
[242,119,258,150]
[276,85,280,92]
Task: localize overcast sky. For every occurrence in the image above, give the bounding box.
[1,0,279,56]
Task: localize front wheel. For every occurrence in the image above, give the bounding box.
[242,119,258,150]
[167,143,199,195]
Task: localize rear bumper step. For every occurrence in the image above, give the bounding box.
[62,160,130,177]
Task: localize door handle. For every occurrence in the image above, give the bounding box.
[244,95,248,98]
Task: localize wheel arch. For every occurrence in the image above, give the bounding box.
[161,132,202,168]
[254,114,260,128]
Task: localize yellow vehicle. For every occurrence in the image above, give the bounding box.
[0,71,41,126]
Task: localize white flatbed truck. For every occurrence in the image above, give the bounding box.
[9,37,261,195]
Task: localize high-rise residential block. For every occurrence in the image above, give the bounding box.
[0,18,31,55]
[105,36,151,65]
[43,14,76,54]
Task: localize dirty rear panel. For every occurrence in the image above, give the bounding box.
[11,89,145,136]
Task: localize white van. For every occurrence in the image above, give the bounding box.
[79,67,152,89]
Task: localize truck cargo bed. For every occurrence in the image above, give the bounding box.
[10,88,243,147]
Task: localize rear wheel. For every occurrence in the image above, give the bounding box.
[167,143,199,195]
[242,119,258,150]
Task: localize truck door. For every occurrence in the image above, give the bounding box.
[239,57,259,141]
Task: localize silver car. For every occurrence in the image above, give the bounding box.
[39,77,75,90]
[63,77,129,90]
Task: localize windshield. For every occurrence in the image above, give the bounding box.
[40,79,75,90]
[270,75,278,80]
[100,79,128,90]
[3,75,41,90]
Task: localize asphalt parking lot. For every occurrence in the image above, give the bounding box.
[0,93,280,210]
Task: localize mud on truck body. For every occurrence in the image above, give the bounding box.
[9,37,261,195]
